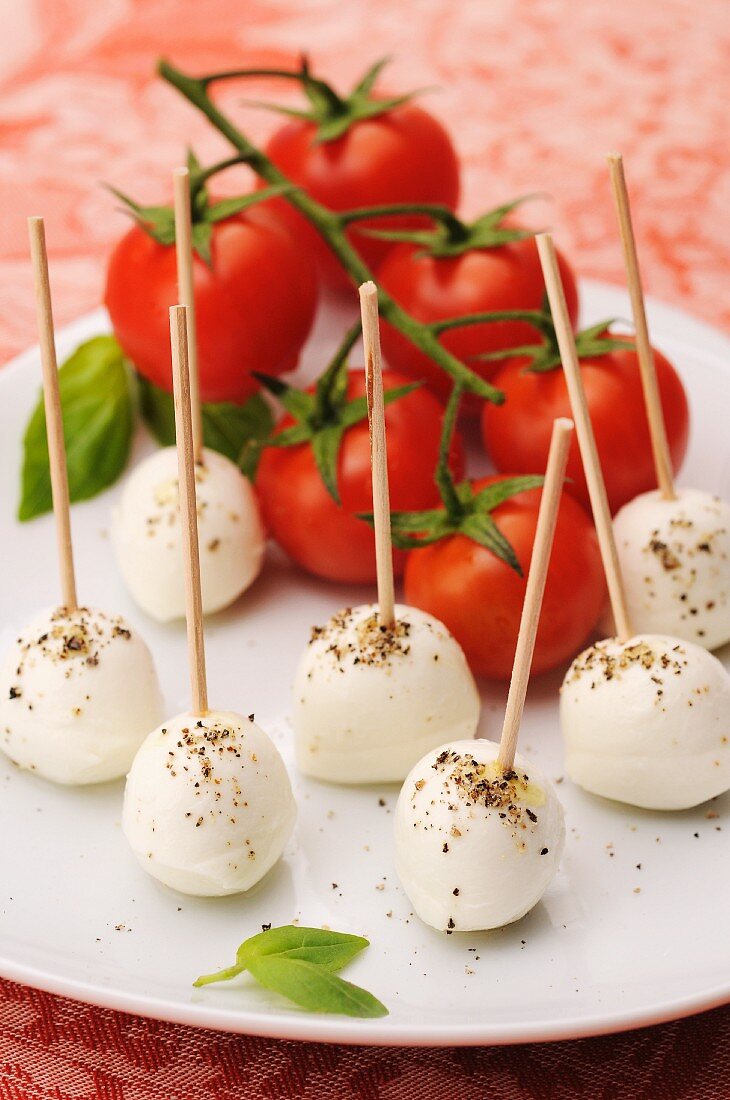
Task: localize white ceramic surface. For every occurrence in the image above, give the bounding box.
[0,282,728,1046]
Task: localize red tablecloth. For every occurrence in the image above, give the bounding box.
[1,979,729,1100]
[1,1,728,1096]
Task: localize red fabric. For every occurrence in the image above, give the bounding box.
[0,978,728,1100]
[2,1,729,1096]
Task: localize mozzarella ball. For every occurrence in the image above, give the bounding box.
[112,446,264,621]
[293,604,480,784]
[561,634,730,810]
[613,488,730,651]
[394,739,565,932]
[123,710,296,896]
[0,606,163,785]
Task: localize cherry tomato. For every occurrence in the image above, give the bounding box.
[256,371,463,583]
[404,477,605,679]
[263,104,460,292]
[482,344,689,514]
[376,237,578,410]
[105,206,318,404]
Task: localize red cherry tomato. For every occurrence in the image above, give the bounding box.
[263,104,460,292]
[377,237,578,410]
[404,477,605,679]
[256,371,463,583]
[105,206,318,404]
[482,344,689,514]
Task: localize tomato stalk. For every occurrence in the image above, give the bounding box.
[359,382,544,573]
[157,58,505,405]
[340,195,542,257]
[175,56,432,143]
[253,323,419,504]
[107,149,293,265]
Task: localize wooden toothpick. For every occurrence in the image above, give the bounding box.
[498,418,573,772]
[359,281,395,629]
[169,304,208,716]
[27,217,78,611]
[173,167,203,462]
[607,153,675,500]
[536,233,633,643]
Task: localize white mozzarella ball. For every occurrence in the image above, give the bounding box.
[613,488,730,650]
[112,447,264,622]
[0,606,163,785]
[394,739,564,932]
[292,604,480,784]
[561,634,730,810]
[123,710,296,896]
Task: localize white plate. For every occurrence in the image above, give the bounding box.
[0,281,729,1047]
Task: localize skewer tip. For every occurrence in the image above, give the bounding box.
[359,280,378,302]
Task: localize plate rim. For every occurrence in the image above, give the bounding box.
[1,280,729,1047]
[2,955,728,1047]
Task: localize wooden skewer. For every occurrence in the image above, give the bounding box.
[27,217,78,611]
[359,281,395,629]
[173,167,203,462]
[498,417,574,772]
[536,233,633,643]
[607,153,675,500]
[169,304,208,716]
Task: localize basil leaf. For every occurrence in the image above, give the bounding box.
[138,376,273,478]
[194,925,370,987]
[240,925,369,970]
[192,925,388,1018]
[18,335,134,521]
[245,956,388,1018]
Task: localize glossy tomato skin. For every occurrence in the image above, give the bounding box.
[263,103,460,292]
[105,206,318,404]
[256,371,464,583]
[482,345,689,515]
[377,238,579,410]
[404,478,605,679]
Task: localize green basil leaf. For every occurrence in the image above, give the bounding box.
[18,335,135,521]
[245,956,388,1018]
[239,925,370,970]
[194,925,372,990]
[137,376,273,479]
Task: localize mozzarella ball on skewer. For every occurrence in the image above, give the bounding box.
[394,739,565,932]
[123,710,296,896]
[613,488,730,651]
[0,606,163,785]
[561,634,730,810]
[112,447,264,622]
[292,603,480,784]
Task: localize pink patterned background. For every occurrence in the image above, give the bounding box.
[1,1,729,1096]
[1,0,729,368]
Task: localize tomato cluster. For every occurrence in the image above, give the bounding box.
[103,58,690,681]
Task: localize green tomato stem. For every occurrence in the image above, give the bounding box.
[157,59,504,405]
[435,383,465,523]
